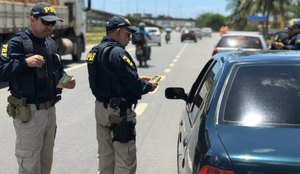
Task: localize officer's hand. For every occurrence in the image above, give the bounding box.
[149,81,158,91]
[272,42,284,49]
[25,55,45,68]
[140,76,151,81]
[63,78,76,89]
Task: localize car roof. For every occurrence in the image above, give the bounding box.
[213,51,300,64]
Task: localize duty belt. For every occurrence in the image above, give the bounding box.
[96,98,135,109]
[8,95,61,110]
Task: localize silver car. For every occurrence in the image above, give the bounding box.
[145,26,161,46]
[202,27,212,37]
[213,31,267,55]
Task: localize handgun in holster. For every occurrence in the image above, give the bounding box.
[109,97,136,143]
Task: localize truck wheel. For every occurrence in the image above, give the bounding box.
[72,37,82,62]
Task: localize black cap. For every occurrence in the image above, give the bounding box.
[30,2,63,22]
[106,16,137,33]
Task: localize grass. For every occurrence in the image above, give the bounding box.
[86,27,106,45]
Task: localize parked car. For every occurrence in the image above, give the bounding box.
[165,51,300,174]
[213,32,267,55]
[191,28,202,39]
[201,27,212,37]
[145,26,161,46]
[181,29,197,42]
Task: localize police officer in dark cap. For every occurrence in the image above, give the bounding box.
[86,15,158,174]
[0,2,75,174]
[272,20,300,50]
[283,20,300,50]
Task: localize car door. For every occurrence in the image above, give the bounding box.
[178,59,215,174]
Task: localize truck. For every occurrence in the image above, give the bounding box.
[0,0,91,61]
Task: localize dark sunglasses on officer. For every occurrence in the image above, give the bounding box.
[37,17,56,27]
[123,29,132,38]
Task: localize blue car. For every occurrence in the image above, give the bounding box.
[165,51,300,174]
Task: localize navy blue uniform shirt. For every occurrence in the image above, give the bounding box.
[0,29,64,103]
[87,36,152,104]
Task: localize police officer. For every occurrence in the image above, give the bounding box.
[86,16,158,174]
[270,29,289,49]
[272,21,300,50]
[283,21,300,50]
[0,2,75,174]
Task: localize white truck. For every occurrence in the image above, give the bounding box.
[0,0,91,61]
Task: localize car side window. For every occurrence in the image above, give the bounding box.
[190,60,221,124]
[186,59,214,104]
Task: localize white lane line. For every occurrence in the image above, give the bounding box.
[135,103,148,117]
[164,68,171,73]
[163,43,187,73]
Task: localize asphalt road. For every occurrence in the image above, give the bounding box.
[0,32,218,174]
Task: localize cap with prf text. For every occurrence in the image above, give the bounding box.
[30,2,63,22]
[106,16,137,33]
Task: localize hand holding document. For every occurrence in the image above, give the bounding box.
[56,74,73,88]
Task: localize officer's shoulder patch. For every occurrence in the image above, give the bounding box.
[86,51,97,62]
[122,55,134,67]
[1,42,8,58]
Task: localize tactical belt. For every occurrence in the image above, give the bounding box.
[30,96,61,110]
[96,98,135,109]
[8,95,61,110]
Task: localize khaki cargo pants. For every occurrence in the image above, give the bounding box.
[13,105,56,174]
[95,101,137,174]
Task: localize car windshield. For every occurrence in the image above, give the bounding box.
[221,64,300,126]
[217,36,263,49]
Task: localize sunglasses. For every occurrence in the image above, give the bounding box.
[123,29,132,38]
[37,17,56,27]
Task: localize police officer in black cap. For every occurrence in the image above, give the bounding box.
[0,2,75,174]
[283,20,300,50]
[272,20,300,50]
[86,15,158,174]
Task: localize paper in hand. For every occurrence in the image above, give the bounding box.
[56,74,73,88]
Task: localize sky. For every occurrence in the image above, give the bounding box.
[92,0,230,19]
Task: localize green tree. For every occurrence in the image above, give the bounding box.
[227,0,292,36]
[196,13,227,31]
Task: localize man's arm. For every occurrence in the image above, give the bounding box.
[0,38,29,81]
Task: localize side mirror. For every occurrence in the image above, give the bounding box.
[165,87,187,101]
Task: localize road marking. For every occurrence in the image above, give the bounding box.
[135,103,148,117]
[164,68,171,73]
[177,43,188,58]
[164,43,187,73]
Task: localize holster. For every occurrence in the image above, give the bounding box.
[109,97,136,143]
[111,120,136,143]
[6,95,31,122]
